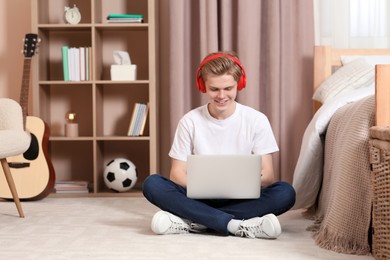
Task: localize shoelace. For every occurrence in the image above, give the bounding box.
[169,221,190,234]
[235,223,264,239]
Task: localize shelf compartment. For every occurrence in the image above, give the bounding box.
[95,136,150,141]
[94,28,149,81]
[37,29,92,81]
[36,0,92,24]
[50,140,94,191]
[95,83,149,137]
[50,136,94,141]
[36,24,93,30]
[39,83,93,137]
[95,140,150,193]
[94,0,149,24]
[94,24,149,29]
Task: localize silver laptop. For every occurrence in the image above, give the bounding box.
[186,154,262,199]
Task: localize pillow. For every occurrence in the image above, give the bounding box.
[313,58,374,104]
[341,55,390,66]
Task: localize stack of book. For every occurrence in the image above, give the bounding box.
[62,46,92,81]
[128,103,149,136]
[55,180,90,194]
[107,14,144,23]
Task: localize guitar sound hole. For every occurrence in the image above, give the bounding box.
[23,133,39,160]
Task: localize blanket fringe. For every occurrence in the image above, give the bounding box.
[306,216,323,232]
[312,226,371,255]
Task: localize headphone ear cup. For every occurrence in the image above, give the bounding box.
[237,74,246,90]
[237,66,247,90]
[195,65,206,93]
[197,77,206,93]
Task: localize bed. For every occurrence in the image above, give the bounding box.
[292,45,390,255]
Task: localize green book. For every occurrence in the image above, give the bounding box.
[107,14,144,19]
[61,46,69,81]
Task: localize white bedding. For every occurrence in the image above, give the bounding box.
[292,85,375,209]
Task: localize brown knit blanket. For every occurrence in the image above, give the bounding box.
[309,95,374,255]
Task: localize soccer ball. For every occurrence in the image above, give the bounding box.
[103,158,138,192]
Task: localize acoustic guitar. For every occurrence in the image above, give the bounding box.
[0,33,55,200]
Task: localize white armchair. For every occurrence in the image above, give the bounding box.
[0,98,31,217]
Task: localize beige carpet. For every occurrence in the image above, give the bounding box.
[0,195,374,260]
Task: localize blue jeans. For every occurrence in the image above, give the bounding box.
[143,174,296,235]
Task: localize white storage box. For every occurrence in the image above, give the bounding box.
[110,64,137,81]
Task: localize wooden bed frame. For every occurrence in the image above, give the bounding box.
[313,45,390,127]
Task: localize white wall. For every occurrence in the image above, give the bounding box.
[0,0,32,102]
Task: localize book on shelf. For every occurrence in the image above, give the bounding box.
[127,103,149,136]
[55,190,89,194]
[133,104,144,135]
[107,13,144,23]
[107,18,144,23]
[61,46,69,81]
[62,46,92,81]
[55,180,90,194]
[139,103,149,135]
[107,13,144,19]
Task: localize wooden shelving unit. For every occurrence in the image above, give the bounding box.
[31,0,158,195]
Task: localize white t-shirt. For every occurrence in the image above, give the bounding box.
[169,102,279,161]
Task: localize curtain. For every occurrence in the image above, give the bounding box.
[157,0,314,182]
[314,0,390,48]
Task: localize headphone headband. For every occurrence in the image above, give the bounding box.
[195,53,247,93]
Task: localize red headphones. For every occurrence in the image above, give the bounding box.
[195,53,247,93]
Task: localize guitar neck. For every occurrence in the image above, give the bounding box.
[20,58,32,126]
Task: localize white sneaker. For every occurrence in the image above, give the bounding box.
[235,214,282,239]
[151,211,190,235]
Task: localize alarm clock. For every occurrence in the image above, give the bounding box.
[64,4,81,24]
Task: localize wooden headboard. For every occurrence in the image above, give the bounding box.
[313,45,390,126]
[375,65,390,127]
